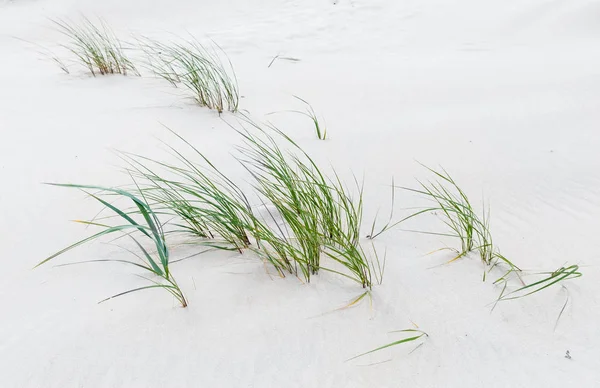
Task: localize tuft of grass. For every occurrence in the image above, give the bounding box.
[235,119,372,287]
[398,165,517,269]
[121,129,256,253]
[400,165,478,260]
[399,164,581,303]
[347,329,428,361]
[36,184,187,307]
[53,17,138,76]
[42,120,382,296]
[139,37,239,113]
[322,239,372,288]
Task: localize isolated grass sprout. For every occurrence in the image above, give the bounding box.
[139,37,239,113]
[367,177,400,240]
[53,17,138,76]
[292,96,327,140]
[37,184,187,307]
[496,265,582,302]
[267,96,327,140]
[347,329,428,361]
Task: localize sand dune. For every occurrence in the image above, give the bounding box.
[1,0,598,387]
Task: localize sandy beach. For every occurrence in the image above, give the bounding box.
[1,0,599,386]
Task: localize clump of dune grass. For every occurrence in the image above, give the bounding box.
[122,129,255,253]
[399,165,511,267]
[53,17,138,76]
[401,166,478,261]
[124,118,374,288]
[398,165,518,271]
[399,164,581,302]
[139,37,239,113]
[37,184,187,307]
[42,119,380,300]
[235,119,372,287]
[347,329,428,361]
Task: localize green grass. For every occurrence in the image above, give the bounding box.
[291,96,327,140]
[39,120,388,308]
[347,329,428,361]
[399,164,581,302]
[267,96,326,140]
[139,37,239,113]
[53,17,138,76]
[116,120,375,288]
[121,129,256,254]
[398,165,517,270]
[236,119,372,287]
[37,184,187,307]
[401,165,478,261]
[495,265,582,302]
[367,177,400,240]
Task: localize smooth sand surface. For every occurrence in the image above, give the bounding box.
[1,0,599,386]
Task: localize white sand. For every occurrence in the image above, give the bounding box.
[1,0,599,386]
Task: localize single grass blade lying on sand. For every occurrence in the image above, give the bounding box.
[138,36,239,113]
[347,329,428,361]
[496,265,582,302]
[53,16,138,76]
[37,183,187,307]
